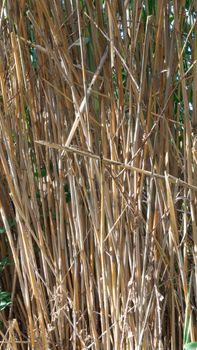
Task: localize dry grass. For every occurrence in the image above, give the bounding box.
[0,1,196,349]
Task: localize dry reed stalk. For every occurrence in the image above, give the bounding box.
[0,1,196,349]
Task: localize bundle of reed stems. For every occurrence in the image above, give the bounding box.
[0,1,196,349]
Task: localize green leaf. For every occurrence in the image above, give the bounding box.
[183,308,191,345]
[52,212,56,220]
[0,227,6,234]
[0,257,12,272]
[183,273,193,345]
[0,290,11,311]
[141,6,147,23]
[184,342,197,349]
[0,300,11,311]
[148,0,156,15]
[40,166,47,177]
[64,184,71,203]
[34,170,38,178]
[34,166,47,178]
[24,105,31,129]
[36,191,41,199]
[0,220,16,235]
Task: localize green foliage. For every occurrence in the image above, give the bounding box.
[33,161,55,181]
[183,276,197,350]
[0,257,12,272]
[112,68,118,101]
[25,5,39,71]
[184,343,197,349]
[34,165,47,178]
[148,0,156,15]
[52,212,56,220]
[141,6,147,24]
[33,242,40,255]
[122,68,127,91]
[0,257,12,311]
[36,191,41,199]
[0,220,16,235]
[24,105,31,129]
[183,306,191,345]
[0,320,4,331]
[64,184,71,203]
[0,290,11,311]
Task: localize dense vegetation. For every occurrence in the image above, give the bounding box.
[0,0,196,349]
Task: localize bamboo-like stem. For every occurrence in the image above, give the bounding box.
[0,1,196,349]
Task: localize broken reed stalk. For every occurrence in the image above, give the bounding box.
[0,1,196,350]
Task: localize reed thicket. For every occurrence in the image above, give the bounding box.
[0,1,196,349]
